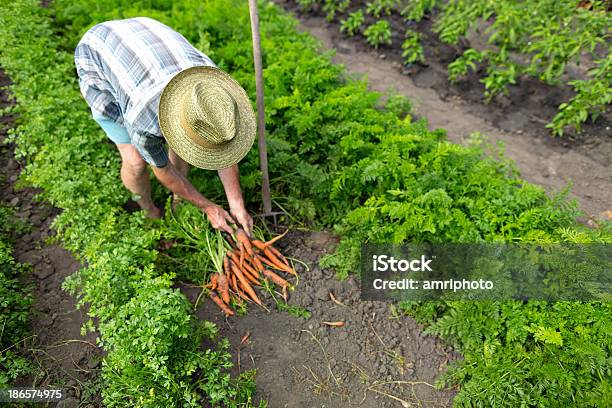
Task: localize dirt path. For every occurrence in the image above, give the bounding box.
[1,68,103,408]
[273,2,611,222]
[182,231,458,408]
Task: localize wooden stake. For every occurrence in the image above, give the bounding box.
[248,0,272,214]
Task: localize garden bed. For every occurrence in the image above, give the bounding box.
[0,68,103,407]
[275,0,612,220]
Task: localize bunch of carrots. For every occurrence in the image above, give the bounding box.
[207,228,297,316]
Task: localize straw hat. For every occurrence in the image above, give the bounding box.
[158,66,256,170]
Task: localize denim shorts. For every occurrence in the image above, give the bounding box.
[91,110,131,145]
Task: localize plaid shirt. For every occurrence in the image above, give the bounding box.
[74,17,216,167]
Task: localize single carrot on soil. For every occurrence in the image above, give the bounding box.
[322,321,345,327]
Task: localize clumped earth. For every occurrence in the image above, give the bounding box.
[1,68,103,408]
[275,0,612,221]
[184,231,459,408]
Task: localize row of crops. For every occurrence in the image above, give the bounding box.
[0,1,258,406]
[0,208,32,389]
[297,0,612,136]
[1,0,610,406]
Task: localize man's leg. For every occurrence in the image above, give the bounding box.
[169,149,189,207]
[116,143,161,218]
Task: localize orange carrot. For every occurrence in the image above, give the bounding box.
[238,242,245,269]
[263,269,289,289]
[228,249,260,281]
[230,273,238,292]
[236,228,254,257]
[268,246,290,267]
[226,275,249,304]
[218,274,230,305]
[259,251,297,276]
[251,239,266,251]
[223,256,231,278]
[227,250,241,267]
[223,232,237,250]
[252,256,265,273]
[263,229,289,247]
[210,292,234,316]
[242,267,262,286]
[241,259,260,279]
[251,230,289,251]
[231,262,262,305]
[258,255,280,270]
[235,287,251,304]
[252,239,290,268]
[322,321,345,327]
[210,273,219,291]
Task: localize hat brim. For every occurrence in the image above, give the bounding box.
[158,66,256,170]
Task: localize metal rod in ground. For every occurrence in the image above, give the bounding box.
[248,0,272,215]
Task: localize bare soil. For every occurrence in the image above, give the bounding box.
[274,0,611,222]
[182,231,459,408]
[1,68,103,408]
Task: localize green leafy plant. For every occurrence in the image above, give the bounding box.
[321,0,611,135]
[548,57,612,136]
[401,0,440,22]
[323,0,350,22]
[364,20,392,48]
[0,1,260,405]
[433,0,611,134]
[365,0,396,17]
[0,207,33,387]
[448,48,485,82]
[401,30,424,64]
[340,10,364,37]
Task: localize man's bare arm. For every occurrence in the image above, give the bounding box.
[151,163,234,233]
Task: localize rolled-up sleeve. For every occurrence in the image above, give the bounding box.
[130,128,169,168]
[75,43,123,124]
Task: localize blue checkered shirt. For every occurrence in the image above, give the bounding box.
[74,17,216,167]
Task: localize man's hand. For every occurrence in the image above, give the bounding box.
[203,203,235,234]
[231,207,253,237]
[218,165,252,236]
